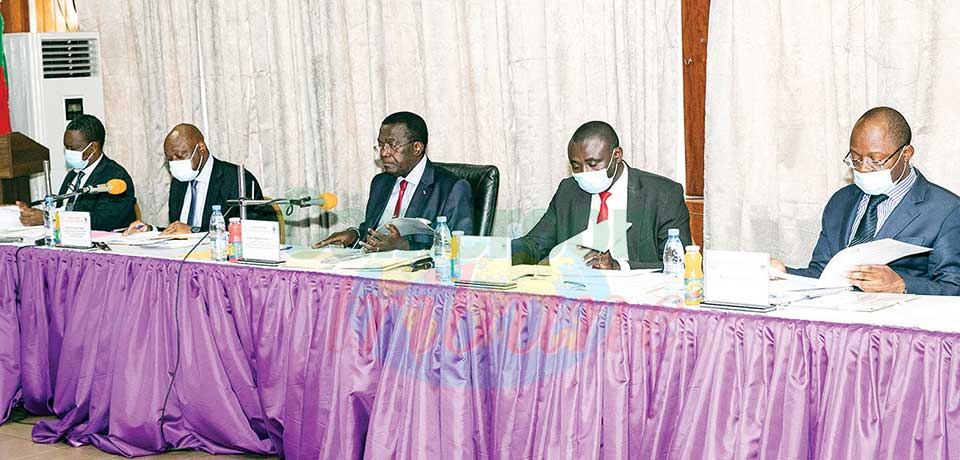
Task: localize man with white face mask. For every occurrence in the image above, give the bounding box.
[511,121,692,270]
[16,114,137,230]
[123,123,271,235]
[771,107,960,295]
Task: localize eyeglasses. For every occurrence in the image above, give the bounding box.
[373,141,416,155]
[843,143,907,171]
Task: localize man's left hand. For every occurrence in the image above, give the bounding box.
[359,225,409,252]
[847,264,906,293]
[161,221,194,235]
[579,245,620,270]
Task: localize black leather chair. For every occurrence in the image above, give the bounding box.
[434,162,500,236]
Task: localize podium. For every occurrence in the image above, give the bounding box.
[0,132,50,204]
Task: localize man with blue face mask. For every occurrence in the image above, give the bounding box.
[123,123,272,235]
[16,114,137,230]
[511,121,692,270]
[772,106,960,295]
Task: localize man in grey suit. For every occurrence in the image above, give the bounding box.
[512,121,692,270]
[772,107,960,295]
[315,111,474,251]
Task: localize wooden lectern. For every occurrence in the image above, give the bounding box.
[0,132,50,204]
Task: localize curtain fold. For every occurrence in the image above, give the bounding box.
[75,0,682,245]
[705,1,960,265]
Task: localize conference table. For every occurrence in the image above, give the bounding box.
[1,239,959,459]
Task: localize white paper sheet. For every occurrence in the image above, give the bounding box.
[0,205,23,230]
[818,238,932,287]
[242,219,281,262]
[548,221,632,272]
[377,217,434,236]
[58,211,92,248]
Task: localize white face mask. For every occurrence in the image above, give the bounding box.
[851,147,907,196]
[169,144,201,182]
[573,157,620,194]
[64,142,93,171]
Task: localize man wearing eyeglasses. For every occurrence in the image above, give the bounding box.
[122,123,272,235]
[314,111,473,251]
[771,106,960,295]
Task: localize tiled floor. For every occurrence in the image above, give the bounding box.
[0,410,276,460]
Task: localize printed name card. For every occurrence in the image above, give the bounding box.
[241,219,280,262]
[59,211,92,248]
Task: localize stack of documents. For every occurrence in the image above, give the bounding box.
[94,231,208,249]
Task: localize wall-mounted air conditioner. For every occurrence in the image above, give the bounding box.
[3,32,104,199]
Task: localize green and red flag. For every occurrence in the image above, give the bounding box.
[0,13,12,135]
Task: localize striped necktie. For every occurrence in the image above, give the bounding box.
[849,194,888,246]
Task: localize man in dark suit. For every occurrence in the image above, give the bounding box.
[772,107,960,295]
[16,114,137,231]
[512,121,692,270]
[315,111,473,251]
[123,123,272,235]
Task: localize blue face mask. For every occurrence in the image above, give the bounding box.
[64,142,93,171]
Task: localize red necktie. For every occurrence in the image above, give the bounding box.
[393,180,408,218]
[596,191,612,223]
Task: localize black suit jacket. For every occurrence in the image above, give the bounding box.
[168,157,273,231]
[58,155,137,231]
[512,166,692,269]
[358,159,474,250]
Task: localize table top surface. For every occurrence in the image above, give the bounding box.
[4,240,959,335]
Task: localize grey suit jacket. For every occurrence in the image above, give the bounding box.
[511,166,692,269]
[788,171,960,295]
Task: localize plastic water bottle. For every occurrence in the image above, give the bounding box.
[662,228,685,293]
[209,205,228,262]
[42,196,56,246]
[432,216,452,284]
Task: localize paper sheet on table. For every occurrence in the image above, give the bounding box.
[330,249,429,271]
[0,205,23,230]
[789,291,919,312]
[377,217,434,236]
[284,247,366,269]
[0,225,44,241]
[818,238,931,287]
[96,230,208,249]
[548,220,632,272]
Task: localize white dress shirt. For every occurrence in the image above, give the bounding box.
[583,165,631,271]
[178,154,216,227]
[376,155,428,229]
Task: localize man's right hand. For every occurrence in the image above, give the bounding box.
[15,201,43,226]
[313,229,359,249]
[770,258,787,273]
[122,220,151,236]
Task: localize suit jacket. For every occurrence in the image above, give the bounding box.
[358,159,474,250]
[788,171,960,295]
[168,157,274,231]
[512,166,692,269]
[58,155,137,231]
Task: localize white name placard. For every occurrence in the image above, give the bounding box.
[59,211,92,248]
[241,219,280,262]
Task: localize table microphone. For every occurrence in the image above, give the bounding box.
[294,192,338,210]
[29,178,128,206]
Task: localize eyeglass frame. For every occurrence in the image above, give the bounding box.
[843,142,908,171]
[372,140,420,155]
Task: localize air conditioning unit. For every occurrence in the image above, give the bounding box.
[3,32,104,199]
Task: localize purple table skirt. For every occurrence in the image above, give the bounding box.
[2,245,960,459]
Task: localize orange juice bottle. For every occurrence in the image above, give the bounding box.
[684,245,704,305]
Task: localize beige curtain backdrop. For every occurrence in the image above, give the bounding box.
[705,1,960,266]
[76,0,683,245]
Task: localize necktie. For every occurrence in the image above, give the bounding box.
[66,171,85,211]
[849,194,888,246]
[393,180,408,218]
[187,180,199,226]
[596,191,612,223]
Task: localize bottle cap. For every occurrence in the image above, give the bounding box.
[437,216,447,223]
[668,228,679,236]
[685,245,700,252]
[452,230,464,236]
[212,205,221,212]
[229,217,241,223]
